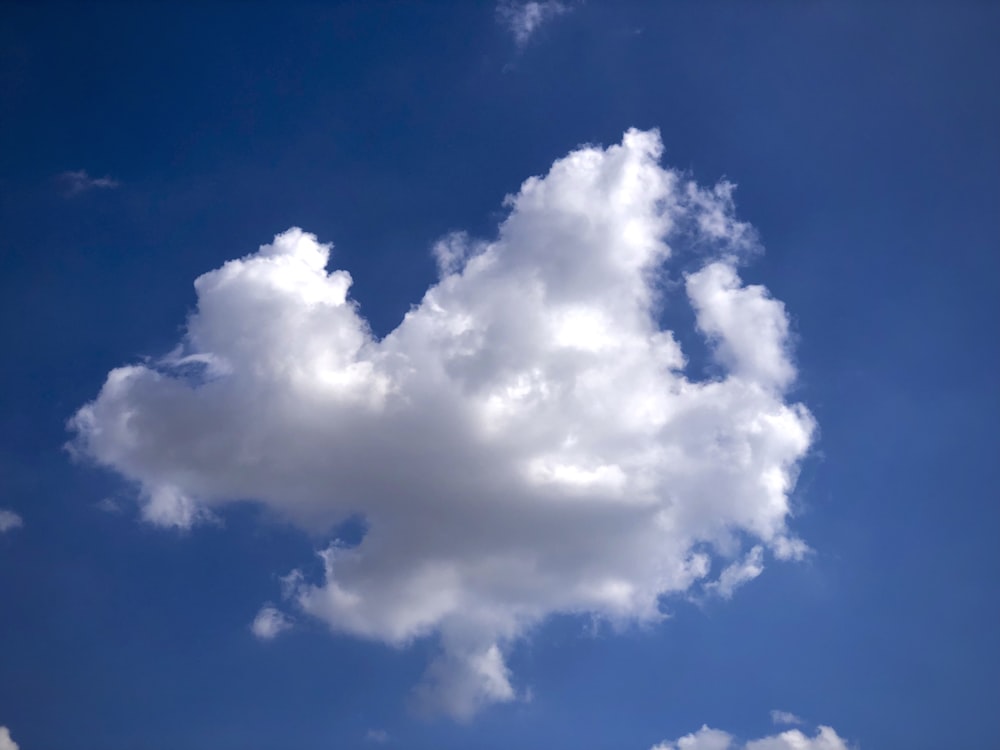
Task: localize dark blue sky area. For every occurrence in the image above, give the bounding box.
[1,3,998,749]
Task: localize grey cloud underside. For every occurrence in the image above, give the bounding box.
[71,129,815,719]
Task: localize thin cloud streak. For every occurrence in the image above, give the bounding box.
[57,169,120,195]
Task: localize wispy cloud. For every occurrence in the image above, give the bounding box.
[96,497,123,514]
[770,710,804,726]
[704,546,766,600]
[0,509,23,533]
[496,1,571,47]
[365,729,389,743]
[57,169,120,196]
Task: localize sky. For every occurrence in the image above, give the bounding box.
[0,2,998,749]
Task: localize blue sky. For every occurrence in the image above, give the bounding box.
[1,2,998,749]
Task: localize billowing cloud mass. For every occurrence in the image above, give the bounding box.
[0,509,23,533]
[497,1,570,46]
[0,726,19,750]
[70,129,816,719]
[651,724,852,750]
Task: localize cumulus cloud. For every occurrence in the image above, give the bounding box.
[70,129,816,719]
[0,509,23,533]
[0,726,19,750]
[651,724,852,750]
[57,169,120,195]
[250,605,293,640]
[770,710,804,726]
[497,1,571,46]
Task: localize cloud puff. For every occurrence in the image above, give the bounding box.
[770,710,804,726]
[57,169,119,195]
[652,724,852,750]
[0,726,19,750]
[496,1,571,46]
[0,509,23,533]
[70,129,815,719]
[250,605,293,640]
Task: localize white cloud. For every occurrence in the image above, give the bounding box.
[365,728,389,743]
[411,642,516,719]
[745,727,852,750]
[57,169,120,195]
[653,725,734,750]
[652,724,852,750]
[251,605,293,640]
[496,1,571,46]
[70,129,816,719]
[0,509,23,533]
[770,710,804,726]
[704,545,765,600]
[0,726,18,750]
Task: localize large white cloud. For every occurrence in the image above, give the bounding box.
[70,129,816,719]
[651,724,852,750]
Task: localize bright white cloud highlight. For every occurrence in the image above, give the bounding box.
[0,726,19,750]
[497,1,570,46]
[71,129,815,719]
[0,510,23,533]
[251,606,293,640]
[57,169,119,195]
[652,724,852,750]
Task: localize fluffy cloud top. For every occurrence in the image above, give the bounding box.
[0,726,18,750]
[652,724,852,750]
[71,129,815,719]
[0,510,23,533]
[496,1,571,46]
